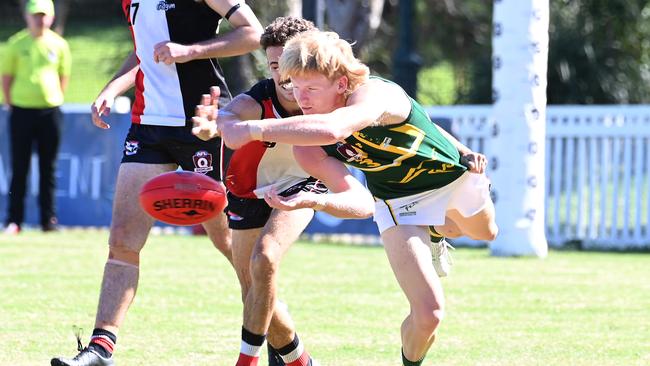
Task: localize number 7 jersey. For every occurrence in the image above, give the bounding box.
[121,0,231,126]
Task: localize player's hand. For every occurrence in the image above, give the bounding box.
[264,189,322,211]
[153,41,195,65]
[460,151,488,174]
[192,86,221,141]
[90,92,114,129]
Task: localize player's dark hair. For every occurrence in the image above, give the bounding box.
[260,16,316,50]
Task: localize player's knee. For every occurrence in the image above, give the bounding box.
[438,226,462,239]
[414,308,445,334]
[475,223,499,242]
[250,246,281,280]
[108,245,140,267]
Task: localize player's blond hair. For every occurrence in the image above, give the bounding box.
[279,30,370,95]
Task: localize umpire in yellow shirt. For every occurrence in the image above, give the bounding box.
[1,0,71,234]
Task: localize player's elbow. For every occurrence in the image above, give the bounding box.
[326,127,353,143]
[355,194,375,219]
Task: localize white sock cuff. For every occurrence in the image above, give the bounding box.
[106,258,139,269]
[280,341,305,363]
[240,341,263,357]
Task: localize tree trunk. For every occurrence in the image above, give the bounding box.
[324,0,385,52]
[53,0,71,35]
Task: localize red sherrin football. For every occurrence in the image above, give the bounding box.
[139,171,226,226]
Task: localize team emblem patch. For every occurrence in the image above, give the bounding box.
[125,140,139,156]
[335,142,363,163]
[192,150,214,174]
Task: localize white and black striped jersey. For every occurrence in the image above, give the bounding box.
[121,0,231,126]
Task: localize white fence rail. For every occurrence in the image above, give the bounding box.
[427,105,650,249]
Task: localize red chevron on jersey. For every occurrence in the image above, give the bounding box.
[121,0,231,126]
[225,79,311,199]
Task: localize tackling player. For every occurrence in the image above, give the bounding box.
[195,17,370,366]
[194,29,498,366]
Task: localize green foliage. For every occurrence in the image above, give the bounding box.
[548,0,650,103]
[364,1,492,105]
[1,231,649,365]
[417,62,456,106]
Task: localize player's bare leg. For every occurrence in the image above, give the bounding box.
[232,227,297,365]
[238,208,315,366]
[51,163,175,366]
[444,202,498,242]
[381,225,445,365]
[203,210,233,264]
[96,163,176,332]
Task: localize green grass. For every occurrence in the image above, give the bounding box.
[1,231,649,366]
[0,21,133,104]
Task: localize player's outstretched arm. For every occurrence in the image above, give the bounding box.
[192,86,262,141]
[153,0,263,65]
[91,51,139,129]
[265,146,374,219]
[235,80,409,148]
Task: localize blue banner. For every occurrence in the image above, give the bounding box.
[0,107,378,234]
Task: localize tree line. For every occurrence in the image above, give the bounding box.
[2,0,648,104]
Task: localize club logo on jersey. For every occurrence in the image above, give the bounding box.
[192,150,213,174]
[335,142,363,163]
[157,0,176,11]
[334,142,381,169]
[125,140,139,156]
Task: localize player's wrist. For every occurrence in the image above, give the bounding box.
[312,194,326,211]
[248,122,264,141]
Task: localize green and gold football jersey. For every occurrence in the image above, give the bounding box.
[322,78,466,199]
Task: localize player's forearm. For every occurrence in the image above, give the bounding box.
[103,52,139,96]
[189,26,262,59]
[434,123,472,155]
[250,114,355,146]
[313,190,374,219]
[2,75,14,106]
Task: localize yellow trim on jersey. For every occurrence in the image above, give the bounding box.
[384,199,399,226]
[350,123,425,172]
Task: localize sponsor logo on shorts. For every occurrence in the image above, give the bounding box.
[192,150,214,174]
[157,0,176,11]
[398,201,418,217]
[227,210,244,221]
[125,140,139,156]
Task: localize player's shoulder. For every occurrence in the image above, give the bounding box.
[245,78,275,102]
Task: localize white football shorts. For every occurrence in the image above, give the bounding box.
[373,172,492,233]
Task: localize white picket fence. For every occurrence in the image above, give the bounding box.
[427,105,650,249]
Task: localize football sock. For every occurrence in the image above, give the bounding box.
[87,328,116,358]
[236,327,266,366]
[402,348,425,366]
[429,226,444,243]
[267,343,286,366]
[277,334,311,366]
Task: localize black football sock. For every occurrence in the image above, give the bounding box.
[428,225,444,243]
[87,328,116,358]
[402,348,425,366]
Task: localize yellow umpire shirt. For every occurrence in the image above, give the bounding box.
[1,28,71,108]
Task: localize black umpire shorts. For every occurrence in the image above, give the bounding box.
[120,124,232,181]
[226,177,328,230]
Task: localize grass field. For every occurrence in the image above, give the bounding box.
[1,231,649,365]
